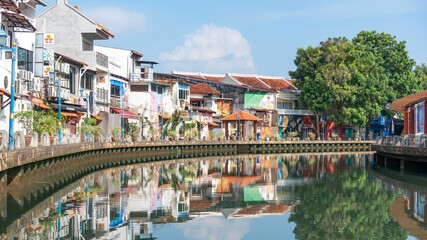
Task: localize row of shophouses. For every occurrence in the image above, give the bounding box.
[0,0,316,144]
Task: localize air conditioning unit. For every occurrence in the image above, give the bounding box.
[61,63,70,74]
[33,78,41,91]
[28,72,34,81]
[17,69,24,79]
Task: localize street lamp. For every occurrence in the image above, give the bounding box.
[121,95,125,142]
[158,106,164,141]
[0,30,17,150]
[196,110,201,140]
[236,113,241,141]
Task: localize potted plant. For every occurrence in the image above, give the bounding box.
[31,110,57,145]
[287,131,298,140]
[308,132,316,140]
[166,128,176,141]
[15,110,35,147]
[127,123,141,142]
[111,127,122,142]
[246,132,255,141]
[331,132,339,140]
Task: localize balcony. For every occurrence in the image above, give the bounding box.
[277,109,313,116]
[96,88,109,104]
[96,52,108,69]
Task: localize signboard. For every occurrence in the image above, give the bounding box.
[43,49,54,62]
[43,65,52,77]
[4,50,13,59]
[44,34,54,45]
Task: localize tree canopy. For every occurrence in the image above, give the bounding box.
[290,31,420,126]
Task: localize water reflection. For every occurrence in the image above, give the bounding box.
[1,153,425,239]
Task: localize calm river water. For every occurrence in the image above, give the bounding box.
[1,152,426,239]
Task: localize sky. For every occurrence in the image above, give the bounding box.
[41,0,427,78]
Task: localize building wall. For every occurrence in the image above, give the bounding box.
[36,2,99,69]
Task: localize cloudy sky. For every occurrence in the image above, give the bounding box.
[41,0,427,77]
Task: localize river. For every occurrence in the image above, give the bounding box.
[1,152,426,239]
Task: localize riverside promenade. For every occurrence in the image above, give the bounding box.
[0,139,374,173]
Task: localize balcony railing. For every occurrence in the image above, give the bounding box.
[130,73,150,83]
[276,109,313,116]
[96,52,108,68]
[96,88,109,104]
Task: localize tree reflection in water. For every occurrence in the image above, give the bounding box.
[289,169,408,240]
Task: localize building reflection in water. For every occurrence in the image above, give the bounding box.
[2,152,423,239]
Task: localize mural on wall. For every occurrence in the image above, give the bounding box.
[244,92,275,110]
[260,127,278,140]
[279,115,304,135]
[217,99,232,116]
[416,103,424,134]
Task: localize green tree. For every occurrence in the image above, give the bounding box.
[289,170,407,240]
[414,64,427,90]
[290,31,420,128]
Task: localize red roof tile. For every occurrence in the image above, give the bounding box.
[190,83,221,95]
[203,76,224,82]
[231,75,271,90]
[390,90,427,112]
[221,110,262,121]
[258,77,297,91]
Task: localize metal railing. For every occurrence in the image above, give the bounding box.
[376,134,427,148]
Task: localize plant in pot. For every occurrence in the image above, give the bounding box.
[246,132,255,141]
[111,127,122,142]
[331,132,339,140]
[287,131,298,140]
[165,128,176,141]
[32,110,57,145]
[15,110,35,147]
[308,132,316,140]
[127,123,141,142]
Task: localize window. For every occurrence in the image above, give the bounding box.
[82,37,93,51]
[96,88,108,103]
[151,85,157,92]
[157,86,163,94]
[81,73,94,90]
[110,84,121,97]
[179,89,189,100]
[130,85,148,92]
[69,66,76,94]
[277,101,293,110]
[18,48,33,71]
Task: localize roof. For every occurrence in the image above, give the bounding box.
[35,0,48,6]
[230,74,271,90]
[2,12,36,32]
[389,90,427,112]
[111,106,138,119]
[258,77,297,91]
[0,0,20,12]
[96,23,114,38]
[221,110,262,121]
[172,71,225,82]
[190,83,221,96]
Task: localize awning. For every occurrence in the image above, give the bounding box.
[111,106,138,119]
[2,12,36,32]
[158,112,170,119]
[197,120,208,125]
[0,0,20,13]
[50,102,87,112]
[0,88,20,99]
[61,112,78,117]
[32,100,51,110]
[91,114,102,121]
[208,121,219,127]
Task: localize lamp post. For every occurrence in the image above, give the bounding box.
[51,57,63,144]
[0,30,16,150]
[196,110,201,140]
[158,106,164,141]
[236,113,241,141]
[121,95,125,142]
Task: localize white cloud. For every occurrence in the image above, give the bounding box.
[159,24,255,73]
[84,7,145,35]
[177,216,251,240]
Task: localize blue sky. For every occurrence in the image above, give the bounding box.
[41,0,427,78]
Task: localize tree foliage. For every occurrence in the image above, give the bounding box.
[290,31,420,126]
[289,170,408,240]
